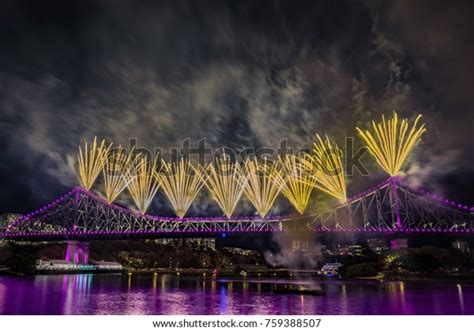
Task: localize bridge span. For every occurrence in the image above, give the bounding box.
[1,177,473,241]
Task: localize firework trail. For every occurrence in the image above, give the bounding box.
[273,154,317,214]
[205,157,248,218]
[77,137,112,190]
[243,157,281,218]
[126,155,161,214]
[102,146,137,203]
[159,158,206,218]
[356,112,426,176]
[302,134,347,203]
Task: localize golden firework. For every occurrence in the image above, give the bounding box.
[356,112,426,176]
[205,158,247,218]
[77,137,111,190]
[126,155,161,214]
[102,146,137,203]
[273,154,317,214]
[302,134,347,203]
[243,158,281,218]
[159,158,206,218]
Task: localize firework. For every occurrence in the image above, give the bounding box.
[273,154,317,214]
[126,155,161,214]
[102,146,137,203]
[77,137,111,190]
[243,158,281,218]
[205,158,247,218]
[302,134,347,203]
[356,112,426,176]
[159,158,206,218]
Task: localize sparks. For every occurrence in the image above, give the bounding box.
[302,134,347,203]
[356,112,426,176]
[243,158,281,218]
[102,146,136,203]
[126,155,161,214]
[159,158,206,218]
[273,154,317,214]
[205,157,247,218]
[77,137,111,190]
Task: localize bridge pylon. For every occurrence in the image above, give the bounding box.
[65,240,89,264]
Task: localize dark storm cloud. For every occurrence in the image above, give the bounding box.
[0,0,473,214]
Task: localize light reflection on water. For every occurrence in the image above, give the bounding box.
[0,274,473,315]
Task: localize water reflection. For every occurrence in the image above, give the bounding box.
[0,275,472,314]
[340,284,347,314]
[219,285,228,314]
[457,284,465,313]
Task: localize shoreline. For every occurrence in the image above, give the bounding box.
[1,269,473,285]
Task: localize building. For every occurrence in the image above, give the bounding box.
[154,238,184,247]
[36,259,120,272]
[452,240,470,253]
[0,216,7,232]
[329,244,364,256]
[390,238,408,251]
[37,259,77,271]
[222,247,256,256]
[0,213,22,231]
[184,238,216,250]
[92,261,123,271]
[292,239,309,252]
[367,238,388,254]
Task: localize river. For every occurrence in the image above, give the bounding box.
[0,274,472,314]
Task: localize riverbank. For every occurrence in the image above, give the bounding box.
[2,265,474,283]
[123,268,304,278]
[353,271,474,284]
[103,270,474,284]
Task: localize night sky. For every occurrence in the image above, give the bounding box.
[1,0,473,216]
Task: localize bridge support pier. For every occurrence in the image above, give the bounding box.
[65,240,89,264]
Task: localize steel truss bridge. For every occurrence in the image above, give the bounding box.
[1,177,473,240]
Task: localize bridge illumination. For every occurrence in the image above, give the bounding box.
[2,112,472,240]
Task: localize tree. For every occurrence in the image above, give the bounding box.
[6,252,37,275]
[345,263,377,278]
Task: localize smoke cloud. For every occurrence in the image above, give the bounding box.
[0,0,473,214]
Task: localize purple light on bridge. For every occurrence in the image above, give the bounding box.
[3,176,473,240]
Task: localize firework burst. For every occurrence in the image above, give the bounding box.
[356,112,426,176]
[243,158,281,218]
[102,146,137,203]
[77,137,112,190]
[126,155,161,214]
[159,158,206,218]
[273,154,317,214]
[302,134,347,203]
[205,157,247,218]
